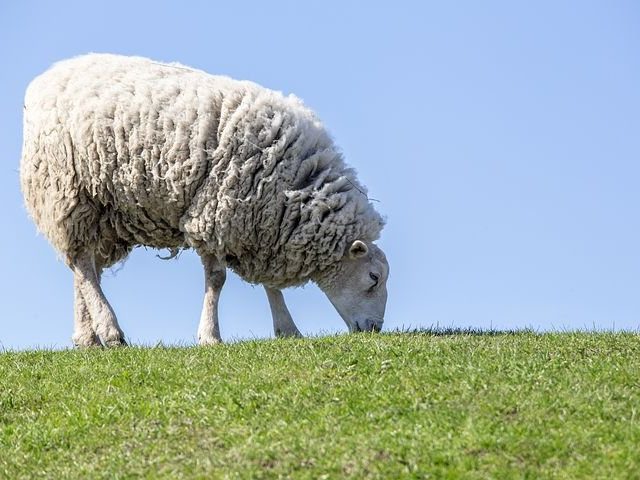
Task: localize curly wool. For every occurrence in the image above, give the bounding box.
[21,53,384,288]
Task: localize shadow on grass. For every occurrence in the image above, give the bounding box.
[385,326,536,337]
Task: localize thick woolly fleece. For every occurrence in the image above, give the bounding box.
[21,54,384,288]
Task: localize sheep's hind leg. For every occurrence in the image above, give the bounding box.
[265,287,302,338]
[71,250,127,347]
[73,255,113,346]
[197,254,226,345]
[72,283,101,347]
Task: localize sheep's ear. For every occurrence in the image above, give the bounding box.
[349,240,369,259]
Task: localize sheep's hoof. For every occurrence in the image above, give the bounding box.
[72,333,102,348]
[104,337,128,347]
[275,329,302,339]
[198,335,221,346]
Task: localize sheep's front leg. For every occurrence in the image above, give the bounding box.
[71,251,127,347]
[264,287,302,338]
[198,254,226,345]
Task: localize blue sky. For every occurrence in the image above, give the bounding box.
[1,1,639,349]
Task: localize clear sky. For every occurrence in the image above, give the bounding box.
[1,1,639,350]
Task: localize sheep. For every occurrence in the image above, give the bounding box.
[20,53,389,346]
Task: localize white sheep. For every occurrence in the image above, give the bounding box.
[20,53,389,346]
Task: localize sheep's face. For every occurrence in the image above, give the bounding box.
[320,241,389,333]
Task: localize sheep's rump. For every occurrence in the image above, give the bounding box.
[21,54,383,287]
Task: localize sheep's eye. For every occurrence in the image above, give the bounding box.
[369,273,379,286]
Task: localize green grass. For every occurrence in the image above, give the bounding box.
[1,331,639,479]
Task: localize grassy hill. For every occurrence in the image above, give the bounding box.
[1,331,639,478]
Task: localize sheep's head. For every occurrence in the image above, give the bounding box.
[319,240,389,332]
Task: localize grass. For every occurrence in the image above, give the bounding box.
[1,331,639,478]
